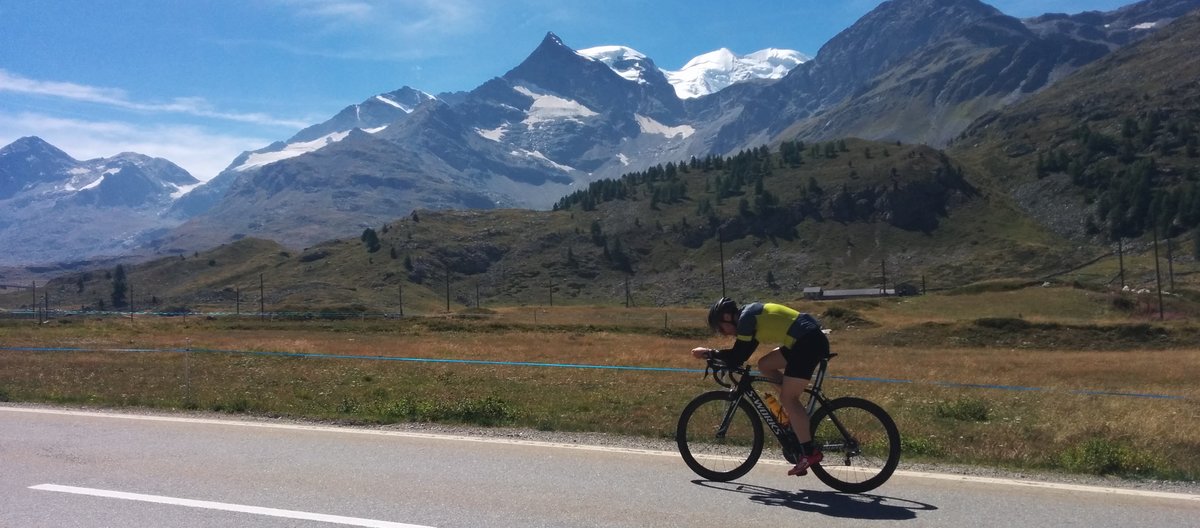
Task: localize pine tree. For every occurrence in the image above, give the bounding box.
[111,265,128,309]
[361,228,381,253]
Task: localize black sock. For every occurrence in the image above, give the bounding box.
[799,441,815,456]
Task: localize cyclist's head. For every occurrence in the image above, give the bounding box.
[707,297,738,333]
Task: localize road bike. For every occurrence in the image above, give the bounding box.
[676,353,901,493]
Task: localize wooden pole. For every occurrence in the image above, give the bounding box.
[1166,238,1175,292]
[1153,227,1164,320]
[1118,238,1125,289]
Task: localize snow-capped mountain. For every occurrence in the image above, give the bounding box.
[232,86,435,173]
[576,46,658,84]
[0,137,197,207]
[663,48,809,99]
[577,45,810,99]
[159,0,1198,254]
[0,136,199,265]
[5,0,1196,268]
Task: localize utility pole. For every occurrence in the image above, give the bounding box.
[881,259,888,295]
[259,274,264,320]
[1153,227,1164,320]
[1118,238,1126,289]
[1166,238,1175,292]
[398,283,404,317]
[444,268,450,313]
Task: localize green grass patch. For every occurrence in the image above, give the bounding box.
[900,435,945,457]
[935,397,991,422]
[1059,438,1163,477]
[362,395,519,426]
[946,279,1039,295]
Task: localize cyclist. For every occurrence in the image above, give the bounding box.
[691,297,830,476]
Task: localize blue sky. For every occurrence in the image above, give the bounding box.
[0,0,1133,181]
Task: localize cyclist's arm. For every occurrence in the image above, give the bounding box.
[710,337,757,366]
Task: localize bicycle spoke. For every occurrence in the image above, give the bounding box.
[677,392,763,481]
[810,397,900,493]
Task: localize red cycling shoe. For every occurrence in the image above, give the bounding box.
[787,451,823,476]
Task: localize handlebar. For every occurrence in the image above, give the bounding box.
[704,358,748,388]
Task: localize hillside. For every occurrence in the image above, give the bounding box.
[953,9,1200,244]
[4,138,1109,314]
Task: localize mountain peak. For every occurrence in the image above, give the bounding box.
[577,45,657,84]
[503,32,619,93]
[1,136,70,157]
[542,32,565,47]
[664,48,808,99]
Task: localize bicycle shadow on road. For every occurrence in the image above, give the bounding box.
[693,480,937,521]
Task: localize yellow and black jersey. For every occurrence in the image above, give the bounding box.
[713,302,822,366]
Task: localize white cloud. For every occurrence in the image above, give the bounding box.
[0,111,271,182]
[276,0,478,35]
[253,0,482,62]
[0,69,309,129]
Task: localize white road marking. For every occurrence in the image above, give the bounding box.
[6,405,1199,503]
[29,484,433,528]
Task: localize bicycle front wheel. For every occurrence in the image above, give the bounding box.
[676,391,764,481]
[810,397,900,493]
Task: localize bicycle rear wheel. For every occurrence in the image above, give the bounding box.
[809,397,900,493]
[676,391,763,481]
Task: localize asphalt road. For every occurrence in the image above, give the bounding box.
[1,405,1196,527]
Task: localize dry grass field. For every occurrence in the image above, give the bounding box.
[1,285,1197,481]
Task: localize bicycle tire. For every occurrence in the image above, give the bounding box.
[676,390,764,481]
[809,396,900,493]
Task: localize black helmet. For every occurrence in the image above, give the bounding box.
[707,297,737,332]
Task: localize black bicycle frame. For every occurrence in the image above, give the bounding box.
[714,356,845,455]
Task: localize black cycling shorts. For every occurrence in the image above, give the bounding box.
[780,329,830,380]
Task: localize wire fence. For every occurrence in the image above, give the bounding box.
[0,345,1189,402]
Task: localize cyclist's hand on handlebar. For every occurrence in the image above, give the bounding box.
[691,347,714,359]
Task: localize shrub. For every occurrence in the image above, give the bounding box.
[1110,294,1136,312]
[821,306,875,328]
[973,317,1033,331]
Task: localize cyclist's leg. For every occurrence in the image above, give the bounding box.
[756,347,786,386]
[782,375,819,476]
[779,375,811,440]
[780,331,830,444]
